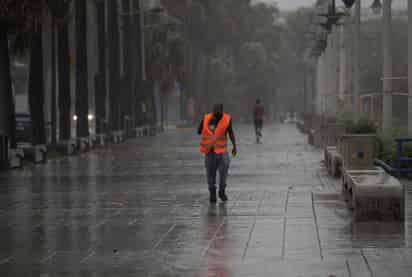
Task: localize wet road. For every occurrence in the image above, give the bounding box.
[1,124,412,276]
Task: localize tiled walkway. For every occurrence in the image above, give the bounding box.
[0,124,411,276]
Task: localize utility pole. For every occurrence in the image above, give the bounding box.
[382,0,393,133]
[326,30,332,117]
[320,53,327,115]
[139,0,146,81]
[339,22,347,115]
[353,0,361,122]
[303,64,307,114]
[51,19,57,146]
[408,0,412,133]
[332,27,340,118]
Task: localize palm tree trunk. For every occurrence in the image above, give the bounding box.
[108,0,121,131]
[57,22,71,141]
[95,0,107,135]
[0,27,14,167]
[122,0,132,133]
[132,0,143,126]
[28,25,46,145]
[51,19,57,146]
[75,0,89,138]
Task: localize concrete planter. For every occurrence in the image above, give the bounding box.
[339,134,379,170]
[342,169,404,221]
[320,124,345,148]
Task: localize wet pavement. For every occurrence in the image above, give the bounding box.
[1,123,412,276]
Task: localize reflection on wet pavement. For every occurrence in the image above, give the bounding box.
[1,124,412,276]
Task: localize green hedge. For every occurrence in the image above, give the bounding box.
[339,118,377,134]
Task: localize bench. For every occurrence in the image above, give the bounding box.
[376,138,412,177]
[111,131,124,144]
[135,127,145,137]
[58,140,77,155]
[16,144,47,164]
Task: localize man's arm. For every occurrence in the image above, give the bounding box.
[228,120,237,156]
[197,119,204,135]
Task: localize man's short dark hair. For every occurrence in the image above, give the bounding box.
[213,103,223,111]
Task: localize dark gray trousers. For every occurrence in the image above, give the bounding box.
[205,152,230,191]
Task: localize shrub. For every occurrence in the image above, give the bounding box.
[344,118,377,134]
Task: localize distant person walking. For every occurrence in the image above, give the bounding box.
[198,104,237,203]
[253,99,265,144]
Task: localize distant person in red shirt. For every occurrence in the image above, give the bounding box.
[253,99,265,144]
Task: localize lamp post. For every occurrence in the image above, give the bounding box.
[382,0,393,133]
[408,0,412,133]
[353,0,361,122]
[339,18,347,113]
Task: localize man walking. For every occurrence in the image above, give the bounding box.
[198,104,237,203]
[253,99,265,144]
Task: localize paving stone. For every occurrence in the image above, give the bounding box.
[0,124,411,276]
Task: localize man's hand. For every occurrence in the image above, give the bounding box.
[232,146,237,157]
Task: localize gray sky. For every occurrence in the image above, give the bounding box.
[256,0,317,11]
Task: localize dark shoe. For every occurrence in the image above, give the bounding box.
[219,190,228,202]
[209,190,217,203]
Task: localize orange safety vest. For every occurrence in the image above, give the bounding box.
[200,113,231,154]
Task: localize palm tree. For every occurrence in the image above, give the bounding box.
[49,0,72,141]
[108,0,121,132]
[28,23,46,146]
[95,0,107,135]
[122,0,132,134]
[75,0,89,138]
[0,25,14,167]
[0,0,46,167]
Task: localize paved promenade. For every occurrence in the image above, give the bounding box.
[0,124,411,276]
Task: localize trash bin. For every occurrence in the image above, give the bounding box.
[0,134,8,170]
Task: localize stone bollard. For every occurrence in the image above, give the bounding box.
[33,145,47,163]
[324,146,343,178]
[8,148,24,169]
[77,137,90,152]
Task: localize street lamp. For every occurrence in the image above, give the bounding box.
[371,0,383,15]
